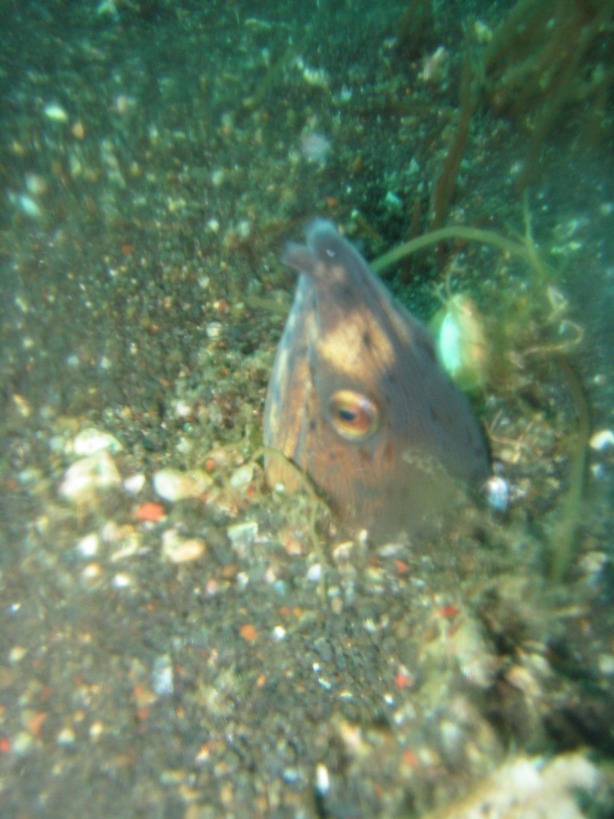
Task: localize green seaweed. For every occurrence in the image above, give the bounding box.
[483,0,614,189]
[409,0,614,224]
[431,30,479,231]
[371,223,553,276]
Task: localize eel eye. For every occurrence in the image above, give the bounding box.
[329,390,379,441]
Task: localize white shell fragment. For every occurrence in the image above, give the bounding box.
[73,427,123,456]
[484,474,510,514]
[432,295,488,391]
[152,468,212,502]
[59,452,121,504]
[161,529,206,563]
[123,473,146,494]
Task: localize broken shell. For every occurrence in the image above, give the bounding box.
[431,295,488,391]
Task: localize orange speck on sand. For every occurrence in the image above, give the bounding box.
[402,748,420,769]
[0,736,11,753]
[134,502,166,523]
[394,559,409,575]
[278,605,304,619]
[28,711,48,737]
[240,623,258,642]
[395,673,413,690]
[437,604,460,619]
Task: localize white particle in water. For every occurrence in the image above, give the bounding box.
[43,103,69,122]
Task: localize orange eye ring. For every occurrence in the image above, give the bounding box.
[329,390,379,441]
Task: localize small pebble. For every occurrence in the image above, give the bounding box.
[89,722,105,740]
[307,563,322,583]
[73,427,123,456]
[108,527,142,562]
[124,473,146,494]
[9,646,27,664]
[59,452,121,504]
[315,763,330,796]
[153,468,212,502]
[12,732,34,756]
[161,529,206,564]
[240,623,258,642]
[152,654,174,696]
[205,321,222,339]
[134,502,165,523]
[56,727,76,746]
[81,563,104,583]
[76,533,100,558]
[112,572,133,589]
[12,393,32,418]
